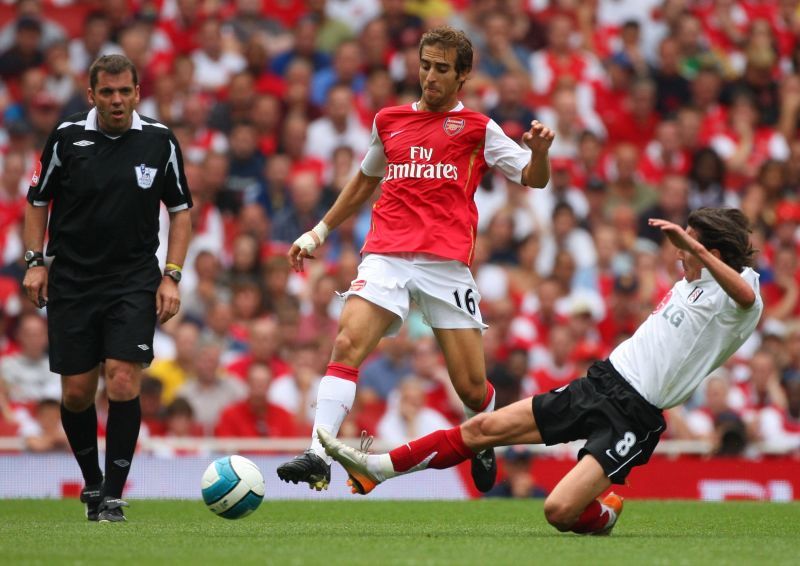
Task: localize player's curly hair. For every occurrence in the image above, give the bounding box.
[419,26,474,79]
[89,54,139,89]
[688,207,756,273]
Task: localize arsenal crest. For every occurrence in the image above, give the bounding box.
[443,117,465,136]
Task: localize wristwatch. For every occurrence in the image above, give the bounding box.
[164,268,182,284]
[24,250,45,269]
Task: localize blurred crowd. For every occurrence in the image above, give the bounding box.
[0,0,799,458]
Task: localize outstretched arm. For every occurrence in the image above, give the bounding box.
[520,120,555,188]
[649,218,756,309]
[288,170,382,271]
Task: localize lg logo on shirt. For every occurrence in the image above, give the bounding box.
[662,304,686,328]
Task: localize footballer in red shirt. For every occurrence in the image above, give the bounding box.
[277,26,554,494]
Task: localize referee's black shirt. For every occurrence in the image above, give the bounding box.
[27,108,192,273]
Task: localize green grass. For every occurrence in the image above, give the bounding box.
[0,500,797,565]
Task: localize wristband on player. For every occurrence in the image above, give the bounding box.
[294,221,330,255]
[165,262,183,272]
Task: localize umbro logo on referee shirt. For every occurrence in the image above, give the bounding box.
[73,140,94,146]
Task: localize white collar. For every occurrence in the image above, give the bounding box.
[85,108,142,133]
[412,101,464,112]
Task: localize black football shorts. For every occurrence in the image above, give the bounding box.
[533,360,666,484]
[47,260,160,375]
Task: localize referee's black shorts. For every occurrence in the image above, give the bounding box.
[532,360,666,484]
[47,259,161,375]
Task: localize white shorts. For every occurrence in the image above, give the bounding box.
[341,253,488,336]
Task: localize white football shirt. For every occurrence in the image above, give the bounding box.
[609,267,763,409]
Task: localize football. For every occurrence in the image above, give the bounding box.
[201,455,265,519]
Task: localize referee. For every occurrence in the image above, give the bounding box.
[22,55,192,523]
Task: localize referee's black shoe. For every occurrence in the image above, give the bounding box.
[97,497,129,523]
[276,450,331,491]
[471,448,497,493]
[80,482,103,521]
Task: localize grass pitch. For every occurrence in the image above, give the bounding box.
[0,499,796,565]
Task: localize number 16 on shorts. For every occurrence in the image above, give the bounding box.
[453,288,477,316]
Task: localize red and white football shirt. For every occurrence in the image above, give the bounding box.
[360,102,531,265]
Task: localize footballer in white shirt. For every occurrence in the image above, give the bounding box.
[317,207,763,536]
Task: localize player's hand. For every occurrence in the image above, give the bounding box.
[156,277,181,324]
[22,266,48,308]
[522,120,555,155]
[288,222,330,272]
[648,218,701,254]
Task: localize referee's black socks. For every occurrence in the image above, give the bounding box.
[104,397,141,499]
[61,403,103,486]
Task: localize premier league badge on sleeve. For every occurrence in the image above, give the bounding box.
[134,163,158,189]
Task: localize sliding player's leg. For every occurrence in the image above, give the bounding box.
[542,455,622,535]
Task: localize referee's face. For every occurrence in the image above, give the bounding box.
[88,70,140,135]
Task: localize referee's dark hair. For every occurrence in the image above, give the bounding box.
[688,207,756,273]
[89,54,139,89]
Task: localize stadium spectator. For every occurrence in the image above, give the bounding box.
[310,39,366,107]
[743,350,789,412]
[710,90,790,190]
[536,202,596,277]
[177,339,247,435]
[304,84,371,164]
[753,376,800,452]
[268,342,324,428]
[487,73,537,141]
[208,72,256,134]
[271,169,327,245]
[140,377,166,437]
[359,328,413,403]
[604,143,658,216]
[226,317,290,380]
[377,376,452,444]
[215,362,301,437]
[0,0,66,53]
[147,320,201,404]
[191,18,247,93]
[652,36,692,117]
[0,313,59,404]
[270,15,331,76]
[0,16,44,80]
[761,246,800,321]
[20,398,68,453]
[476,12,529,80]
[638,174,691,245]
[68,11,123,76]
[525,324,578,397]
[687,147,730,210]
[484,445,547,499]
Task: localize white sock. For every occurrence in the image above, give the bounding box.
[367,454,395,481]
[463,384,495,456]
[309,376,357,463]
[462,383,496,419]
